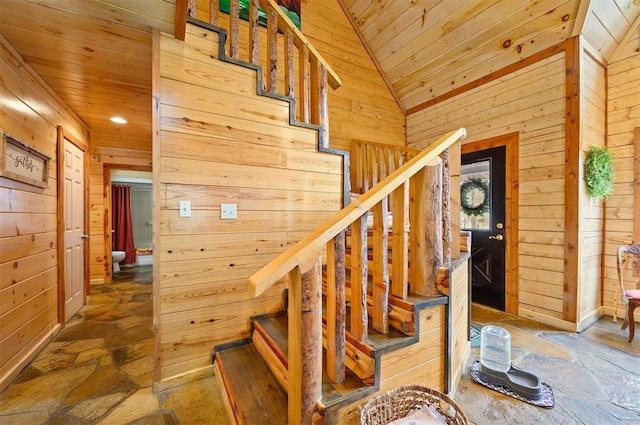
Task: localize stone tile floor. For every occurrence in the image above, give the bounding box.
[0,266,230,425]
[455,304,640,424]
[2,266,640,424]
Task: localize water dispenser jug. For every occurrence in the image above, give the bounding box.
[480,325,511,372]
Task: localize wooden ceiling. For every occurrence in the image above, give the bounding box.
[0,0,175,150]
[341,0,640,110]
[1,0,639,149]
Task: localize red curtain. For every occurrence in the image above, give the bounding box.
[112,185,136,264]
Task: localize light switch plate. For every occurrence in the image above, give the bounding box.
[221,203,237,220]
[179,200,191,218]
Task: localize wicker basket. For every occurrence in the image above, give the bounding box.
[359,385,468,425]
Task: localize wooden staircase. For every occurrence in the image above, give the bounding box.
[210,125,467,424]
[176,2,469,424]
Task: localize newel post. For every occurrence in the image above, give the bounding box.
[288,256,322,424]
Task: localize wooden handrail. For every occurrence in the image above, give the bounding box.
[249,127,466,296]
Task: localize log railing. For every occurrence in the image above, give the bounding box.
[185,0,341,148]
[249,128,466,423]
[350,140,421,194]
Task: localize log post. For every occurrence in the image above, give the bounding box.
[326,232,346,383]
[288,256,322,425]
[425,161,444,295]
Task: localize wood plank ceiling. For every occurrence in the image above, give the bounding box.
[0,0,638,149]
[0,0,175,149]
[340,0,640,111]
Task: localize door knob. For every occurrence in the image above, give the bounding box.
[81,234,89,240]
[488,234,503,241]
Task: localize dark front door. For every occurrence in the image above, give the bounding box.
[461,146,506,311]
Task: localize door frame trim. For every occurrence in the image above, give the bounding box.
[462,132,519,315]
[56,126,89,326]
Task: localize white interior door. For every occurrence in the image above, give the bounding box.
[64,139,84,321]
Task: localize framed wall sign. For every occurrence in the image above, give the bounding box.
[1,132,50,188]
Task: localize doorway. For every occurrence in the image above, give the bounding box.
[462,146,506,310]
[57,127,89,323]
[461,133,519,314]
[104,167,153,283]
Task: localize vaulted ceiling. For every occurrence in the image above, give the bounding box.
[1,0,639,148]
[341,0,640,110]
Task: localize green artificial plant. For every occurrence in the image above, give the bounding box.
[584,146,615,199]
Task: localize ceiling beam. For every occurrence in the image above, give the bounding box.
[572,0,591,37]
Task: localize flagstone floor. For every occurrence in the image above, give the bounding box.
[456,304,640,424]
[0,266,230,425]
[2,266,640,424]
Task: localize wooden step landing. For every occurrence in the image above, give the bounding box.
[214,343,288,425]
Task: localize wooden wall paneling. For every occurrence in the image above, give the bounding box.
[156,24,344,380]
[579,51,606,329]
[408,49,566,327]
[195,0,405,151]
[0,33,88,393]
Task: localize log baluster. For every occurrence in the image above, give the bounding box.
[209,0,218,25]
[248,0,259,65]
[391,182,409,299]
[285,29,295,98]
[372,198,389,333]
[442,148,452,264]
[409,168,427,295]
[188,0,197,17]
[310,58,329,148]
[326,232,346,383]
[350,215,369,341]
[267,5,278,92]
[229,0,240,59]
[299,46,310,123]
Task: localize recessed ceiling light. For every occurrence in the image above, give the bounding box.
[110,116,127,124]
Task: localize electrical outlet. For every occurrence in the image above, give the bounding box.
[179,200,191,218]
[221,203,237,220]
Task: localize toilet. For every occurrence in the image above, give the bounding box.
[112,251,126,272]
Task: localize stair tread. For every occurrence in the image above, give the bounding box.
[216,343,288,425]
[254,315,376,407]
[255,313,413,364]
